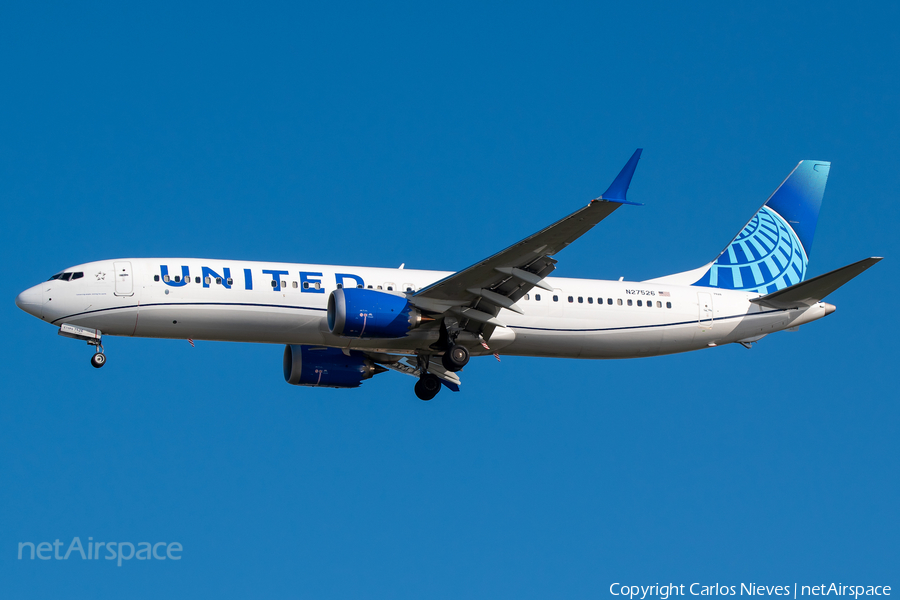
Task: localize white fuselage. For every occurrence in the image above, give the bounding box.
[20,258,833,359]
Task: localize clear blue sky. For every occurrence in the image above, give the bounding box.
[2,2,897,598]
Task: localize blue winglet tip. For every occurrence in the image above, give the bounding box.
[598,148,643,203]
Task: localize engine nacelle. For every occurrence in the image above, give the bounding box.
[327,288,421,338]
[283,345,383,388]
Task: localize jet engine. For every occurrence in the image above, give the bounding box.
[327,288,422,338]
[283,345,385,388]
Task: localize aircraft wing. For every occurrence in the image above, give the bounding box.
[409,149,642,329]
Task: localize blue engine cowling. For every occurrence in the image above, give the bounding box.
[283,345,384,388]
[327,288,421,338]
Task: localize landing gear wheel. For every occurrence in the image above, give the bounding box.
[441,344,469,372]
[414,373,442,401]
[90,353,107,369]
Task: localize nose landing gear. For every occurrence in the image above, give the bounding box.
[90,348,107,368]
[58,323,107,369]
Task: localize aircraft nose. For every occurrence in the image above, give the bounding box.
[15,285,42,318]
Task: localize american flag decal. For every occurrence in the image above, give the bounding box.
[659,291,670,297]
[481,339,499,361]
[188,338,195,347]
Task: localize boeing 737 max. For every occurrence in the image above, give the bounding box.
[15,150,882,400]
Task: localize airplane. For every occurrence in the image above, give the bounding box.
[14,150,882,400]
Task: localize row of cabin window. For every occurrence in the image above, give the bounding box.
[154,275,416,292]
[523,293,672,309]
[336,283,416,292]
[152,275,671,308]
[156,275,237,285]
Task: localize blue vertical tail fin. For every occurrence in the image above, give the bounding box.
[691,160,831,294]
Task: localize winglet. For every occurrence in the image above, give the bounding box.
[595,148,643,205]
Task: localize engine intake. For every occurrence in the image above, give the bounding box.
[283,345,385,388]
[327,288,421,338]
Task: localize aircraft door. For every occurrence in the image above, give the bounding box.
[697,292,713,327]
[114,261,134,296]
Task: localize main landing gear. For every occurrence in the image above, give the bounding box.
[414,352,444,401]
[441,344,469,372]
[414,373,441,401]
[414,343,470,401]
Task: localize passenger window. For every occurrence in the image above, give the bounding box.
[627,299,633,306]
[227,278,234,285]
[367,285,373,289]
[568,296,573,303]
[587,297,593,304]
[216,277,222,285]
[282,280,287,288]
[336,283,342,289]
[617,299,622,306]
[666,301,672,309]
[303,282,310,289]
[656,301,661,308]
[578,297,583,303]
[315,282,321,290]
[377,285,383,290]
[553,295,558,302]
[164,275,170,282]
[72,272,83,280]
[358,284,364,289]
[607,298,613,305]
[154,275,160,282]
[524,294,530,300]
[174,275,181,283]
[195,277,201,284]
[293,282,298,288]
[206,276,212,285]
[387,286,393,291]
[535,294,541,301]
[637,300,642,307]
[270,280,277,288]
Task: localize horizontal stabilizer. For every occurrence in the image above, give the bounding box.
[751,257,882,309]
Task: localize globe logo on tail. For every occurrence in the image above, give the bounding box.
[694,206,807,294]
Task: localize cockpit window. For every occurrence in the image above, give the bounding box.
[49,272,79,281]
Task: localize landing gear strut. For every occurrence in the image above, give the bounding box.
[415,373,441,401]
[441,344,469,372]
